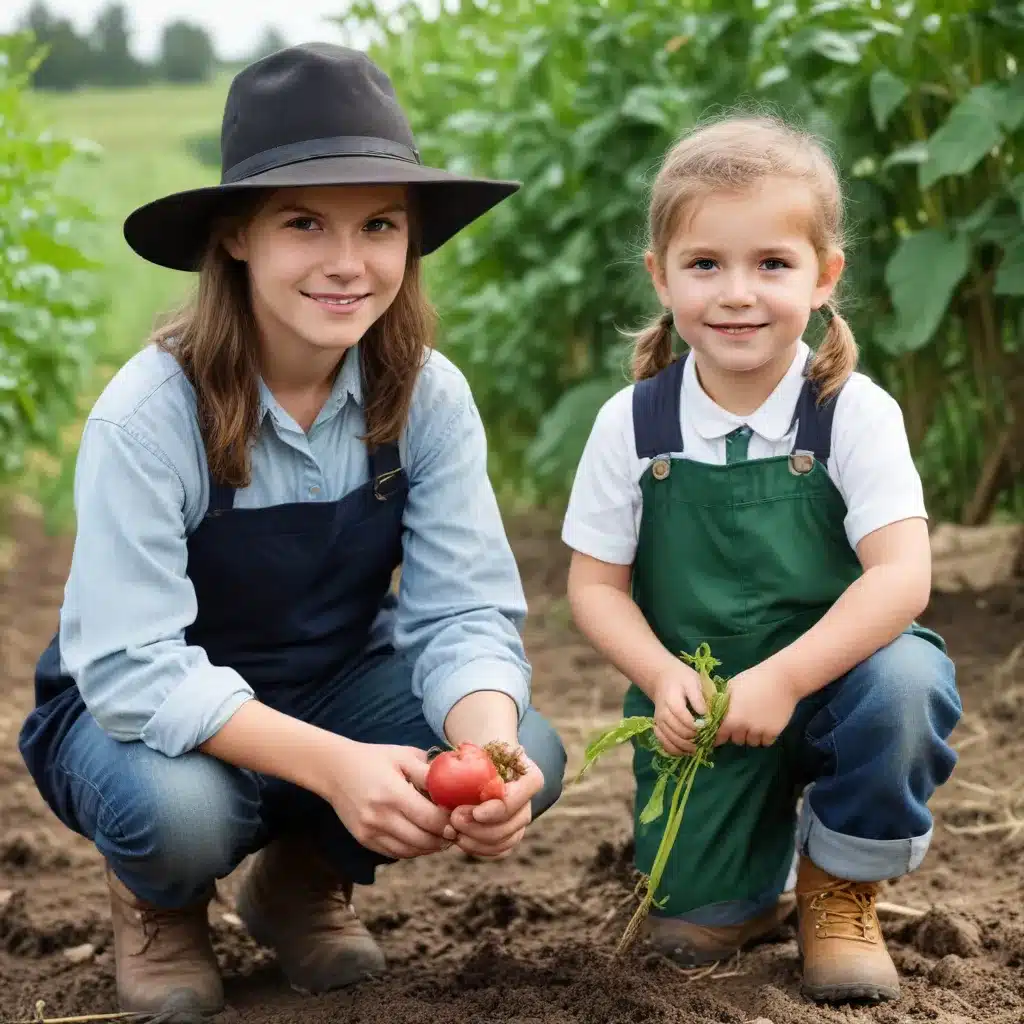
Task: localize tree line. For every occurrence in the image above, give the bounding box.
[16,1,288,91]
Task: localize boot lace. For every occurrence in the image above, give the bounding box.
[134,905,196,956]
[809,881,880,944]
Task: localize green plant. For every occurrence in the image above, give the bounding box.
[0,31,105,511]
[576,643,731,953]
[338,0,1021,521]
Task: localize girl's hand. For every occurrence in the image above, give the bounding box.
[652,662,708,755]
[328,740,458,860]
[716,662,799,748]
[449,751,545,859]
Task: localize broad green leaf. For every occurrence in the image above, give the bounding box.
[919,86,1003,190]
[639,772,668,825]
[882,141,928,170]
[876,230,970,354]
[994,239,1024,297]
[999,75,1024,132]
[810,29,862,64]
[869,68,909,131]
[575,716,654,780]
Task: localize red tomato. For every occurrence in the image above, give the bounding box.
[426,742,506,809]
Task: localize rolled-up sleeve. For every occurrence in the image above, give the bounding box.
[59,418,254,757]
[395,372,531,741]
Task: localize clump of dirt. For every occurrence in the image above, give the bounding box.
[915,908,984,958]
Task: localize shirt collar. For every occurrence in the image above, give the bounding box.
[684,340,811,442]
[257,344,363,430]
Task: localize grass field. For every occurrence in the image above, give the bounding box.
[18,75,232,527]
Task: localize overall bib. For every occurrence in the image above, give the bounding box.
[625,354,949,919]
[20,440,455,882]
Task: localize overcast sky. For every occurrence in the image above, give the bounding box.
[0,1,435,60]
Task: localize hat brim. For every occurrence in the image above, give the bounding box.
[122,155,520,271]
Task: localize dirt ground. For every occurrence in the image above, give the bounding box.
[1,502,1023,1024]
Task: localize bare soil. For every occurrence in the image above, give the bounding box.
[2,504,1023,1024]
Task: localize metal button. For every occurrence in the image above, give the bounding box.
[652,458,670,480]
[309,485,321,496]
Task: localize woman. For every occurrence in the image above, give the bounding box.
[19,43,566,1018]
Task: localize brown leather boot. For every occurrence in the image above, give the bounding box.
[642,891,796,967]
[235,837,386,993]
[796,856,900,1003]
[105,864,223,1016]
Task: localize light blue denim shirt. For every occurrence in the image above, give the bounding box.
[57,342,531,758]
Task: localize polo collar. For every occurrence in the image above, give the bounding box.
[684,340,811,442]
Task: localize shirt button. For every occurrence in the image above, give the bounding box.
[309,485,321,497]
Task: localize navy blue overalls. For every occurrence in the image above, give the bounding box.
[19,440,416,883]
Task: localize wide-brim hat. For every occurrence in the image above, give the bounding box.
[123,43,520,271]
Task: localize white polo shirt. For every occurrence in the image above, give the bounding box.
[561,341,927,566]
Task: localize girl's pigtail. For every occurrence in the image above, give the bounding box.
[809,300,858,401]
[630,310,676,381]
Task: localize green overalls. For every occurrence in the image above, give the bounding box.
[625,353,945,919]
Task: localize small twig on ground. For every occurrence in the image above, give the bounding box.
[876,901,928,920]
[2,1001,152,1024]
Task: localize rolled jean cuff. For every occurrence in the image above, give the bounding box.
[798,800,931,882]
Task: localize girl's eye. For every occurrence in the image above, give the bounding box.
[761,258,789,270]
[364,217,397,233]
[690,258,717,271]
[285,216,319,232]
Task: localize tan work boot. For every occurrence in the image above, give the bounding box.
[796,856,900,1003]
[235,837,386,993]
[105,863,223,1016]
[642,891,796,967]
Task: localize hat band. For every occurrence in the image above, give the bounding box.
[222,135,422,184]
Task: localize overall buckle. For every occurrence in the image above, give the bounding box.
[374,468,403,501]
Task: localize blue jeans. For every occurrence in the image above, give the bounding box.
[675,632,962,927]
[42,649,567,909]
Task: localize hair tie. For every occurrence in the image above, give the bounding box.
[660,310,674,328]
[820,303,836,323]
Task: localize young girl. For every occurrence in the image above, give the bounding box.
[563,115,961,1004]
[18,44,566,1017]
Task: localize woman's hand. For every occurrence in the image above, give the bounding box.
[448,750,545,859]
[326,739,458,860]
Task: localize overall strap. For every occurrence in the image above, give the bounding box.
[789,353,842,462]
[368,441,404,501]
[206,470,235,516]
[632,353,688,458]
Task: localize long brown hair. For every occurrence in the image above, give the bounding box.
[629,114,857,400]
[151,190,437,488]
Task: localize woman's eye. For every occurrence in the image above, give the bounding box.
[691,258,716,271]
[364,217,396,233]
[286,216,318,231]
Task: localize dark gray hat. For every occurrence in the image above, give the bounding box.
[123,43,519,271]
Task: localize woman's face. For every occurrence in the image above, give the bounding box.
[224,183,410,368]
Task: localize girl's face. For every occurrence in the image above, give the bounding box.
[646,177,843,383]
[224,184,410,373]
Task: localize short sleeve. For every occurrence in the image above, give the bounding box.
[829,375,928,550]
[561,387,643,565]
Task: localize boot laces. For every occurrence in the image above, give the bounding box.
[809,881,879,943]
[135,904,197,956]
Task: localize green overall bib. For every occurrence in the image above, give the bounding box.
[625,353,944,918]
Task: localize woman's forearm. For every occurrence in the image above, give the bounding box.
[443,690,519,748]
[199,699,355,802]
